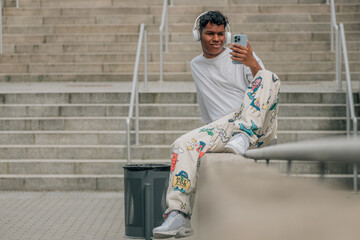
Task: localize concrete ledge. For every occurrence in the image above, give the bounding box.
[197,153,360,240]
[0,174,124,191]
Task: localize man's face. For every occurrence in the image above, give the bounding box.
[200,22,226,59]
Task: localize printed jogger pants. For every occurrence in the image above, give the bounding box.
[165,70,280,217]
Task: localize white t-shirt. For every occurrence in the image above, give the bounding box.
[190,47,265,123]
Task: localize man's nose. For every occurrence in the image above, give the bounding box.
[213,34,220,41]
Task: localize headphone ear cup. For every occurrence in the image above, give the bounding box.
[192,29,201,42]
[225,32,232,44]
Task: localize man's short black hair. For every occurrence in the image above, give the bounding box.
[199,11,228,31]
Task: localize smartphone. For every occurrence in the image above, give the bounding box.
[232,34,247,64]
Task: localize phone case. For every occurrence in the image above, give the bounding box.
[232,34,247,64]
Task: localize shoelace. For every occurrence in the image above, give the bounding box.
[162,211,179,227]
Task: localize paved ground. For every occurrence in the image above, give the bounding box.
[0,192,125,240]
[0,191,194,240]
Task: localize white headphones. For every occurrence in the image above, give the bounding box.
[192,11,231,44]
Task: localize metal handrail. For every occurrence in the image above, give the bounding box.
[339,23,358,140]
[159,0,170,82]
[329,1,357,139]
[330,0,342,90]
[245,137,360,193]
[246,137,360,163]
[0,0,3,54]
[126,23,147,164]
[339,23,358,192]
[330,0,337,52]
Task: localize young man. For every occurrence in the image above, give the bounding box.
[153,11,280,238]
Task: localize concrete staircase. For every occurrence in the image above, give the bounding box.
[0,0,359,190]
[0,0,359,82]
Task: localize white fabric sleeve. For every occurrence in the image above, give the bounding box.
[196,87,212,124]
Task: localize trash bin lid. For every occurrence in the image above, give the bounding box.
[123,163,170,171]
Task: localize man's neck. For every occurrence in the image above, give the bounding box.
[203,47,226,59]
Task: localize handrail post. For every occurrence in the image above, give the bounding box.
[340,23,356,135]
[336,26,342,90]
[135,79,139,145]
[144,26,148,90]
[165,9,169,53]
[127,23,146,163]
[339,23,358,193]
[330,0,336,51]
[159,0,169,82]
[16,0,19,8]
[126,118,131,164]
[160,28,163,82]
[346,94,350,136]
[330,0,341,89]
[0,0,2,54]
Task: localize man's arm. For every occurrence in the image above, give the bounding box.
[230,40,262,77]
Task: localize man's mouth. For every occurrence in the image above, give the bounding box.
[211,44,222,48]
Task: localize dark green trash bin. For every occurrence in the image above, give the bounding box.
[123,164,170,239]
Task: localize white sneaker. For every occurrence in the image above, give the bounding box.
[153,211,193,239]
[225,133,250,156]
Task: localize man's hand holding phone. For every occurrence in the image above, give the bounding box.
[230,34,262,77]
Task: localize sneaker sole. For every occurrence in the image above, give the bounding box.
[175,227,194,238]
[153,227,193,239]
[224,144,240,155]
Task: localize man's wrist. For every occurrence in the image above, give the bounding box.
[249,60,262,77]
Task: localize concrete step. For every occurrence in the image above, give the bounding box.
[5,0,357,9]
[0,167,358,191]
[0,156,353,176]
[3,33,162,44]
[0,90,356,104]
[2,15,156,26]
[5,41,360,55]
[3,31,359,45]
[171,31,360,42]
[311,13,360,22]
[3,13,359,27]
[6,32,357,45]
[2,51,355,64]
[0,159,168,175]
[0,130,347,146]
[175,0,326,5]
[1,71,359,82]
[0,5,320,18]
[0,53,146,64]
[0,116,356,131]
[162,13,360,24]
[4,0,164,8]
[0,144,171,159]
[0,61,357,74]
[0,103,356,118]
[3,4,358,17]
[159,51,360,62]
[0,173,124,191]
[3,7,151,17]
[3,23,359,35]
